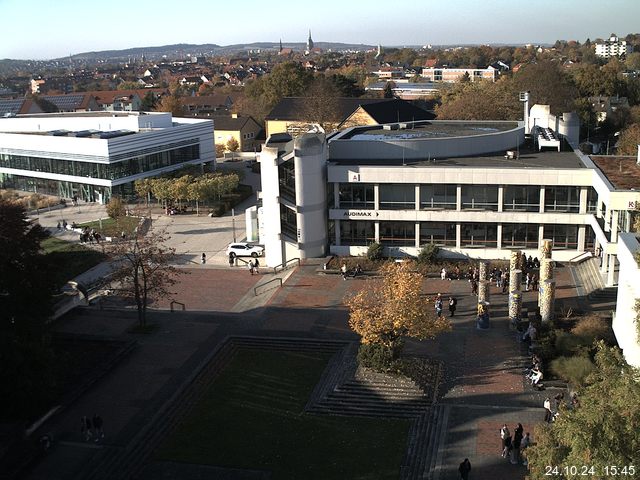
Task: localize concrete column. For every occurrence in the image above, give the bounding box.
[456,185,462,211]
[415,185,421,210]
[577,225,586,252]
[335,219,341,246]
[601,253,609,274]
[334,183,340,208]
[496,224,503,249]
[373,184,380,210]
[610,210,619,243]
[415,222,420,249]
[539,279,556,323]
[607,254,616,286]
[539,186,546,213]
[538,225,545,249]
[510,269,522,293]
[509,250,520,273]
[508,292,522,321]
[479,260,489,281]
[540,257,554,281]
[540,238,553,259]
[456,223,461,249]
[579,187,588,215]
[374,221,380,243]
[478,280,491,303]
[497,186,504,213]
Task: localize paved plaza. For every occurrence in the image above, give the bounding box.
[22,181,605,479]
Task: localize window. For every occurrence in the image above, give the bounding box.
[420,222,456,246]
[420,184,457,209]
[278,159,296,202]
[460,223,497,247]
[543,224,578,249]
[379,184,415,210]
[502,223,539,248]
[340,220,375,246]
[280,204,297,240]
[379,221,415,246]
[461,185,498,211]
[338,183,374,209]
[586,187,598,214]
[503,185,540,212]
[544,186,580,213]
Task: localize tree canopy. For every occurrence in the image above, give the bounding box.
[346,261,451,348]
[527,343,640,480]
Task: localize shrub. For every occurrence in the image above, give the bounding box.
[417,244,440,264]
[357,342,403,373]
[106,196,126,220]
[367,242,384,261]
[571,314,615,344]
[554,331,590,356]
[550,355,595,387]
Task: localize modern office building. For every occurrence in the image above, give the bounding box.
[0,111,215,203]
[420,66,497,83]
[257,105,640,366]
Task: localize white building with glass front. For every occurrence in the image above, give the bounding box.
[0,111,215,203]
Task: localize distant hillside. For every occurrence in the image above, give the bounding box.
[58,41,377,61]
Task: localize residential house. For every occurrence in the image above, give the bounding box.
[214,114,263,152]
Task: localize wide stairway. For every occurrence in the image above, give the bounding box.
[571,257,617,312]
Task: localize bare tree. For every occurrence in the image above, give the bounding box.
[107,229,184,327]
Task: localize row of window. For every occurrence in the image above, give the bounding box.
[333,220,587,250]
[337,184,598,213]
[0,144,200,181]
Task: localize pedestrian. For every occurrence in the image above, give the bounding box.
[512,423,523,464]
[81,415,93,441]
[248,260,254,275]
[121,230,126,241]
[201,252,207,264]
[525,272,531,291]
[470,278,478,295]
[341,263,348,280]
[500,424,510,452]
[448,296,457,317]
[520,432,531,450]
[502,433,513,459]
[62,219,68,230]
[92,414,104,441]
[435,294,443,317]
[228,253,234,267]
[253,257,260,274]
[440,267,447,280]
[56,221,61,230]
[502,272,509,293]
[544,397,552,422]
[458,458,471,480]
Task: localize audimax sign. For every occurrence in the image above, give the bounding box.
[344,211,379,217]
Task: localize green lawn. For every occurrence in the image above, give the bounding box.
[78,215,140,237]
[42,237,107,287]
[156,349,409,479]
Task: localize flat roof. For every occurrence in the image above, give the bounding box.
[341,121,519,141]
[591,156,640,190]
[329,142,588,169]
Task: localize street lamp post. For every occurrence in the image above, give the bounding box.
[232,208,237,242]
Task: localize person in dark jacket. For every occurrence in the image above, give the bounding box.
[458,458,471,480]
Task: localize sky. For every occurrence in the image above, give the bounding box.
[1,0,639,60]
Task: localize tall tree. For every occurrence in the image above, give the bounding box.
[512,61,578,115]
[616,123,640,155]
[301,77,342,131]
[107,229,183,328]
[346,261,451,349]
[527,343,640,479]
[0,200,56,419]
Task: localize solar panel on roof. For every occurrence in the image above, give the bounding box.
[0,99,24,115]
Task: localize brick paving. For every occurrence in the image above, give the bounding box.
[26,261,587,480]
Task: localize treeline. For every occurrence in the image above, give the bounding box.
[134,172,239,212]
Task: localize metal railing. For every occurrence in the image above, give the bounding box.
[254,278,283,296]
[170,300,185,312]
[272,257,300,274]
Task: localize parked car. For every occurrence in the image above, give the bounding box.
[226,242,264,258]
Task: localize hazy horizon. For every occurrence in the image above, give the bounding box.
[2,0,639,60]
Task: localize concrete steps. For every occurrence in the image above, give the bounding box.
[573,257,605,297]
[400,404,449,480]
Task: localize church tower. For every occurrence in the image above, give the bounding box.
[306,29,314,54]
[279,38,283,53]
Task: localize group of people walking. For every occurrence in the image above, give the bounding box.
[500,423,531,465]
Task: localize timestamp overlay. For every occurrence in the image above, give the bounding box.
[545,465,636,477]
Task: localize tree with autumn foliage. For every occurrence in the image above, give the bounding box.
[346,261,451,364]
[107,229,184,328]
[526,342,640,480]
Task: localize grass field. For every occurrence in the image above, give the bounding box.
[78,216,140,237]
[42,237,107,287]
[156,349,409,479]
